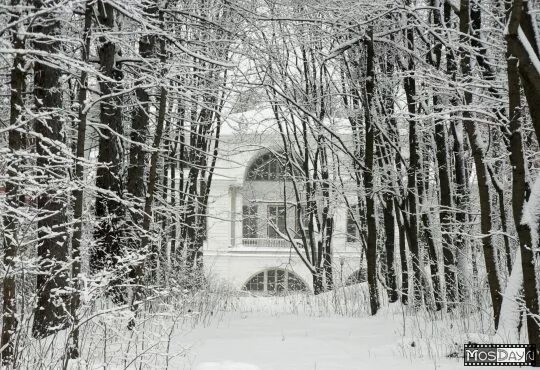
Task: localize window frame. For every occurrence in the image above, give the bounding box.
[267,205,287,238]
[246,152,285,181]
[243,269,308,294]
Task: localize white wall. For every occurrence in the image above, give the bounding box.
[204,134,366,291]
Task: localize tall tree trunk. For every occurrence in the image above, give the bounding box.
[364,28,379,315]
[383,196,398,302]
[459,0,502,329]
[166,130,179,285]
[487,166,512,275]
[434,117,457,308]
[444,2,469,304]
[92,0,125,282]
[131,9,169,317]
[420,194,442,310]
[507,0,540,362]
[126,2,158,226]
[2,0,25,362]
[418,133,442,311]
[471,0,512,277]
[32,0,70,338]
[389,106,409,305]
[320,144,334,291]
[429,1,456,310]
[507,0,540,146]
[125,1,159,288]
[398,212,409,305]
[324,221,334,291]
[130,84,167,323]
[68,0,92,359]
[404,5,424,307]
[379,73,399,303]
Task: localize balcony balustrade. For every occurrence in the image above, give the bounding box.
[241,238,294,248]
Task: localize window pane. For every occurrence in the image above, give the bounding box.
[268,206,277,238]
[267,270,276,292]
[268,205,287,239]
[244,270,307,294]
[246,152,286,181]
[277,206,286,234]
[277,270,285,292]
[245,272,265,291]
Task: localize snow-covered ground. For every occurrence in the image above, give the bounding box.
[29,284,517,370]
[164,287,516,370]
[176,309,444,370]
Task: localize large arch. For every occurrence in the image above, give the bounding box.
[243,147,304,182]
[242,268,309,294]
[244,149,286,181]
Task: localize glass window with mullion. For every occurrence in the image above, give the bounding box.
[267,269,276,292]
[276,269,286,292]
[244,271,265,291]
[268,205,287,238]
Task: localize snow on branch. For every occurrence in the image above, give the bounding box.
[518,26,540,77]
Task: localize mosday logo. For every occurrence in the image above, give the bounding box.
[464,344,536,366]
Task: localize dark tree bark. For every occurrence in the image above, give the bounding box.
[131,7,169,317]
[507,44,540,367]
[2,0,25,363]
[398,212,409,305]
[183,108,213,277]
[428,1,456,309]
[124,0,159,291]
[318,142,334,291]
[164,127,179,282]
[459,0,502,329]
[382,197,398,302]
[363,28,380,315]
[470,0,512,277]
[92,0,126,279]
[324,217,334,290]
[403,4,424,307]
[32,0,70,338]
[376,48,399,303]
[487,166,512,275]
[126,3,158,220]
[433,116,457,308]
[506,0,540,146]
[443,2,469,303]
[385,83,409,304]
[418,160,442,311]
[507,0,540,363]
[68,0,92,359]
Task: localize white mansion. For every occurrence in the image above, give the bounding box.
[203,111,365,294]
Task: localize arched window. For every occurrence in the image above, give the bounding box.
[243,268,308,294]
[246,151,284,181]
[345,268,367,285]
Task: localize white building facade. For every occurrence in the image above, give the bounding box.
[203,129,365,294]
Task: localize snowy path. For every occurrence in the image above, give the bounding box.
[171,310,477,370]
